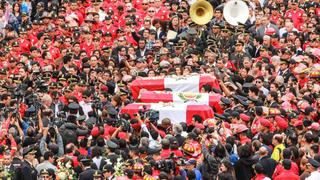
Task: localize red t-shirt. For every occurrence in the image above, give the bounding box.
[285,8,305,30]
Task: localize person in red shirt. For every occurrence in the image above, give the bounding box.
[154,0,169,21]
[18,28,31,53]
[101,15,117,37]
[284,0,304,30]
[80,30,95,55]
[66,0,84,25]
[137,0,149,17]
[49,37,62,60]
[273,149,299,179]
[77,137,88,156]
[273,159,299,180]
[251,163,270,180]
[270,6,282,25]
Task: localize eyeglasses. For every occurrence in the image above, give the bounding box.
[256,81,262,84]
[65,40,71,43]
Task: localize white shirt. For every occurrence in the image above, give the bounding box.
[79,101,93,120]
[279,28,299,38]
[306,171,320,180]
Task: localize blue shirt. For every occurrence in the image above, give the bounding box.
[180,168,202,180]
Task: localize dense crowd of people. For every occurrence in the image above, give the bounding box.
[0,0,319,179]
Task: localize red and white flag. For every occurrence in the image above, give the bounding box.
[120,103,214,125]
[130,74,220,99]
[138,91,224,114]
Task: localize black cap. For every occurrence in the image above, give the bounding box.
[0,69,7,75]
[185,159,197,165]
[39,169,50,175]
[12,41,19,47]
[106,140,118,149]
[77,79,87,86]
[76,115,86,122]
[280,58,289,64]
[22,146,36,156]
[137,57,146,63]
[68,102,80,110]
[105,15,112,20]
[214,113,226,120]
[102,46,111,52]
[247,96,258,103]
[220,97,231,105]
[119,88,129,95]
[102,164,114,173]
[187,132,197,139]
[93,170,102,177]
[147,147,161,155]
[105,32,112,37]
[230,111,240,118]
[80,158,92,166]
[58,74,67,81]
[308,157,320,168]
[211,23,221,29]
[235,40,244,46]
[67,75,78,83]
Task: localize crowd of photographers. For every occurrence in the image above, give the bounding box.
[0,0,320,179]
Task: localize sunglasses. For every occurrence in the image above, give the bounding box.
[148,10,155,12]
[142,3,148,5]
[256,81,262,84]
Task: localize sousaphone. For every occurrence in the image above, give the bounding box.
[223,0,249,26]
[189,0,213,25]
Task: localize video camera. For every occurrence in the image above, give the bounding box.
[112,117,131,132]
[138,105,159,123]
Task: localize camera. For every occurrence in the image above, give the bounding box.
[137,105,159,123]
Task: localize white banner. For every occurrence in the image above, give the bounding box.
[172,92,209,105]
[150,103,187,124]
[164,75,200,93]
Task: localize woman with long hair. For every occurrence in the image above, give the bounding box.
[12,3,22,25]
[217,160,236,180]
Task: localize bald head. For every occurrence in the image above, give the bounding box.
[259,146,268,156]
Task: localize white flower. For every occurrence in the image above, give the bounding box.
[57,172,67,180]
[65,162,71,169]
[106,159,112,165]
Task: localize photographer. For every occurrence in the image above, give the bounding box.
[134,113,161,150]
[39,126,64,157]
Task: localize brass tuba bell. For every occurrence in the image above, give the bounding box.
[189,0,213,25]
